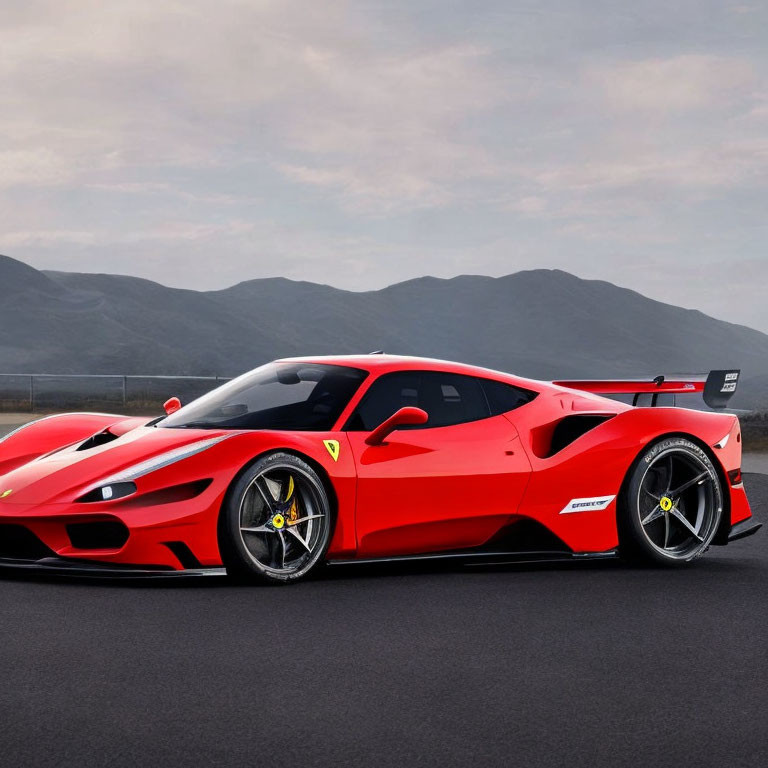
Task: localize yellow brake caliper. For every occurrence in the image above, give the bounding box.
[285,475,299,524]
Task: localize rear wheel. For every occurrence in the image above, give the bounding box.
[620,437,723,565]
[219,452,332,584]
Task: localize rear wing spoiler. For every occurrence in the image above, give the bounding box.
[553,370,740,409]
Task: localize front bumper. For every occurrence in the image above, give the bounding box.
[0,487,226,570]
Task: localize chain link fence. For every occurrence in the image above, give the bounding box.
[0,374,232,414]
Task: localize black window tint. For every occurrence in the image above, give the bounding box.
[346,371,491,431]
[481,379,537,415]
[421,373,488,428]
[346,372,421,431]
[159,363,368,431]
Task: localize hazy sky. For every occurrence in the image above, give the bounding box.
[2,1,768,330]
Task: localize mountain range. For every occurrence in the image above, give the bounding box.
[1,254,767,409]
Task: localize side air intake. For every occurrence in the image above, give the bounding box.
[531,414,615,459]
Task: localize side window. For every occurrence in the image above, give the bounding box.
[482,379,537,416]
[345,372,421,431]
[480,379,537,415]
[420,373,488,428]
[345,371,491,431]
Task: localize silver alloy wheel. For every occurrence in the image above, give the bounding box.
[636,446,719,559]
[237,463,328,577]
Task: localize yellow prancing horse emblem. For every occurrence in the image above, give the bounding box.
[0,489,12,499]
[323,439,340,462]
[660,496,673,512]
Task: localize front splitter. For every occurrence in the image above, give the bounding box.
[0,556,226,579]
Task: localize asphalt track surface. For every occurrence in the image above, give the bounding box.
[0,481,766,767]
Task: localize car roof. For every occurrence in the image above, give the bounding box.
[276,354,547,392]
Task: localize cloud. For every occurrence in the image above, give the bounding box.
[2,229,98,248]
[0,1,768,332]
[0,148,73,187]
[0,2,506,213]
[273,43,506,211]
[587,55,754,112]
[2,219,256,249]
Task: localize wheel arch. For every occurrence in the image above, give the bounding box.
[216,447,339,548]
[616,431,730,547]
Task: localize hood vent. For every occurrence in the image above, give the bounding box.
[77,429,118,452]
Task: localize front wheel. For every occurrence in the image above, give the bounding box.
[219,452,333,584]
[620,437,723,565]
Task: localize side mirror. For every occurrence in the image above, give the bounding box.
[365,407,428,446]
[163,397,182,415]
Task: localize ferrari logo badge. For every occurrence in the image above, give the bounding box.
[0,489,11,499]
[272,514,285,529]
[660,496,673,512]
[323,439,340,462]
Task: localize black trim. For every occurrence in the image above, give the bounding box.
[727,518,762,543]
[482,518,571,553]
[328,549,619,567]
[67,521,130,549]
[0,555,224,578]
[547,415,615,457]
[704,369,740,410]
[164,541,204,570]
[0,524,56,560]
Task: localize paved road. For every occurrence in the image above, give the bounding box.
[0,477,765,767]
[744,452,768,474]
[0,417,29,438]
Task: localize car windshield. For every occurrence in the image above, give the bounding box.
[158,363,368,431]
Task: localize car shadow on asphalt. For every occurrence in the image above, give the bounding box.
[1,549,761,590]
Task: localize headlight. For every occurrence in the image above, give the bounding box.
[78,482,137,503]
[78,435,230,502]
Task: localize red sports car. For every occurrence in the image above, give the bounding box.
[0,355,759,583]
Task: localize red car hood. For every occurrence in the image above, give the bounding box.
[0,426,228,506]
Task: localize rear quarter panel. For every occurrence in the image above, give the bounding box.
[509,399,738,552]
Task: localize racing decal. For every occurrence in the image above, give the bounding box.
[721,371,739,393]
[559,495,616,514]
[323,439,340,462]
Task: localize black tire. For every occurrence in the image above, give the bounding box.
[218,452,333,584]
[620,437,723,565]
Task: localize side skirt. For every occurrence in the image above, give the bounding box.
[327,549,619,568]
